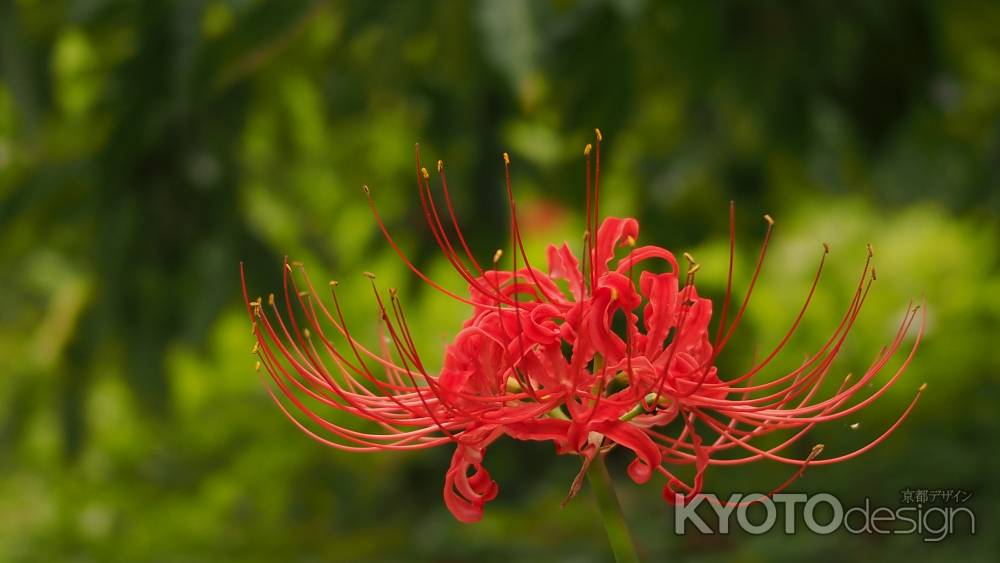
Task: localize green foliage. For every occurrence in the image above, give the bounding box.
[1,1,998,561]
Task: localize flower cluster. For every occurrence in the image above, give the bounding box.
[242,132,924,523]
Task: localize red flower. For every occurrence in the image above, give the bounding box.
[242,131,925,523]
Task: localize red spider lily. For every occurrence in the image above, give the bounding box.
[241,130,925,523]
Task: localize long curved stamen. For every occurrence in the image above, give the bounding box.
[415,152,514,306]
[715,214,775,353]
[713,201,737,349]
[583,143,592,297]
[436,159,488,279]
[502,152,553,305]
[592,129,603,293]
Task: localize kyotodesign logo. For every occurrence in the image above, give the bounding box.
[673,490,975,542]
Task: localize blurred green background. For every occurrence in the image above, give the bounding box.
[2,1,999,561]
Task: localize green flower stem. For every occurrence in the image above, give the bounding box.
[587,453,641,563]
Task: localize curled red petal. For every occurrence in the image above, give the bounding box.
[504,418,574,453]
[547,243,585,301]
[594,217,639,278]
[443,442,499,523]
[592,420,662,484]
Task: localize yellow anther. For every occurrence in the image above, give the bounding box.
[362,184,370,194]
[389,287,398,298]
[810,443,825,457]
[871,267,878,281]
[291,260,303,267]
[254,361,261,371]
[763,214,774,226]
[268,293,275,306]
[420,167,429,180]
[251,342,259,354]
[867,243,874,257]
[683,252,699,273]
[437,159,444,173]
[502,152,510,165]
[298,290,308,298]
[594,128,603,141]
[493,249,503,264]
[919,382,928,392]
[363,271,376,280]
[849,422,860,430]
[584,143,592,156]
[329,280,338,287]
[822,242,830,254]
[285,263,293,272]
[303,328,311,338]
[611,287,619,301]
[626,235,636,247]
